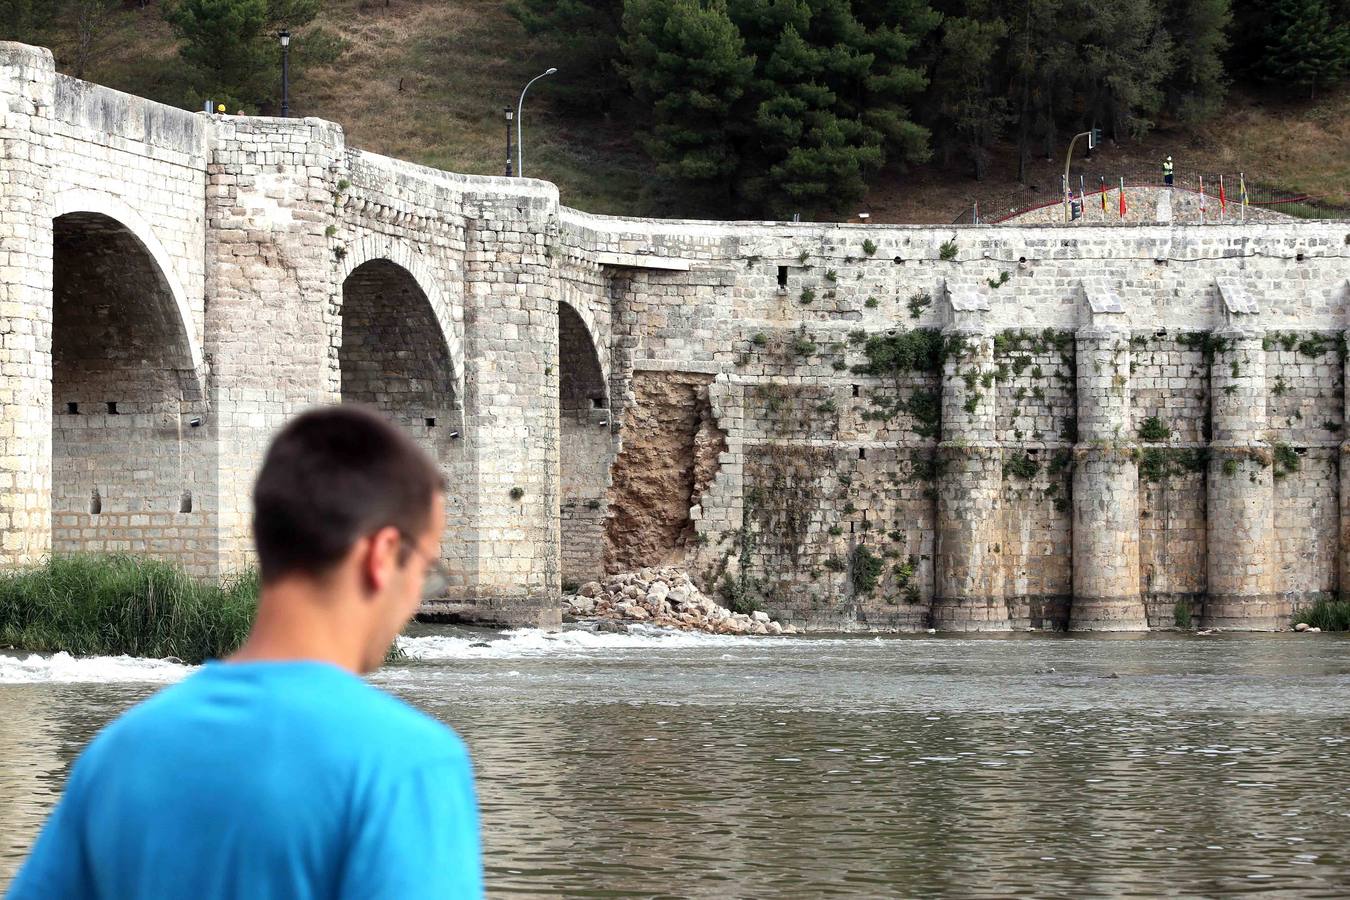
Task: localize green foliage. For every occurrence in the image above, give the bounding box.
[0,555,258,663]
[620,0,755,209]
[862,238,877,256]
[825,269,838,283]
[1222,458,1239,477]
[1138,447,1207,482]
[509,486,526,500]
[163,0,343,111]
[751,331,769,346]
[1173,599,1192,629]
[508,0,625,111]
[1294,596,1350,630]
[1262,0,1350,98]
[1002,451,1039,480]
[800,287,816,304]
[1137,415,1172,442]
[1273,442,1301,478]
[986,271,1010,289]
[854,328,946,377]
[824,555,846,573]
[938,238,958,261]
[864,296,879,309]
[850,545,883,595]
[907,290,932,319]
[790,327,817,357]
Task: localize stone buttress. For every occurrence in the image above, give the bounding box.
[933,288,1010,631]
[1071,284,1146,630]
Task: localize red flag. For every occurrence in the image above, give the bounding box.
[1119,177,1126,219]
[1100,176,1107,213]
[1219,176,1227,213]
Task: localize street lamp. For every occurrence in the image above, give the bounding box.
[504,107,514,177]
[516,67,556,178]
[278,31,291,118]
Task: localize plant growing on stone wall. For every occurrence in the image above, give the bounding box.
[1003,452,1039,480]
[509,486,525,500]
[962,393,981,415]
[1272,375,1289,397]
[1223,458,1239,477]
[938,238,958,261]
[824,556,846,573]
[817,399,837,415]
[832,359,848,371]
[907,291,932,320]
[800,288,816,304]
[1273,442,1300,479]
[790,330,818,358]
[1137,416,1172,442]
[324,224,337,238]
[825,270,838,283]
[851,546,883,594]
[865,297,878,309]
[1138,448,1208,483]
[827,524,843,536]
[1324,420,1342,432]
[986,271,1010,289]
[798,250,810,264]
[333,246,347,260]
[862,239,878,256]
[586,499,602,510]
[849,329,868,345]
[1174,600,1192,629]
[751,332,769,347]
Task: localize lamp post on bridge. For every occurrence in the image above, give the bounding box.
[515,67,556,178]
[278,30,291,118]
[504,107,514,176]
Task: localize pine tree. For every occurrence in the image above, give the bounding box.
[508,0,626,112]
[923,3,1009,179]
[619,0,755,212]
[1161,0,1231,123]
[164,0,340,112]
[1264,0,1350,98]
[0,0,61,45]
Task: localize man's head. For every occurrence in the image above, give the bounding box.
[252,405,446,671]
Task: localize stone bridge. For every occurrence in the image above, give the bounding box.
[3,42,1350,631]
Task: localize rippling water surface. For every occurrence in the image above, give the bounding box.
[3,628,1349,897]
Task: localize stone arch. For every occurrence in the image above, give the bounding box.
[558,298,616,585]
[339,235,464,405]
[52,189,203,377]
[558,293,610,388]
[50,201,211,570]
[339,255,468,599]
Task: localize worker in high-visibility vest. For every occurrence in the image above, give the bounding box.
[1163,156,1174,187]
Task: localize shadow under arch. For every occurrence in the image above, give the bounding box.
[50,204,212,571]
[340,256,468,598]
[338,237,464,406]
[558,298,615,585]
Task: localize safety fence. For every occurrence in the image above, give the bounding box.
[950,172,1347,225]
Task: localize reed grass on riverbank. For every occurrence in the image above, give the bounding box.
[0,556,258,664]
[1294,597,1350,632]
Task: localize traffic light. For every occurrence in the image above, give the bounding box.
[1088,127,1102,150]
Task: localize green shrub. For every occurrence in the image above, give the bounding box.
[851,546,883,594]
[1002,452,1040,480]
[1173,600,1192,629]
[1137,416,1172,442]
[862,238,877,256]
[939,239,958,261]
[0,555,259,664]
[1294,597,1350,631]
[1273,442,1301,479]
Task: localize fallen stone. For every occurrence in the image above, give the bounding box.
[1295,622,1310,632]
[579,581,601,598]
[752,611,770,624]
[594,620,629,634]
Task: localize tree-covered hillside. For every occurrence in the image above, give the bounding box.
[3,0,1347,220]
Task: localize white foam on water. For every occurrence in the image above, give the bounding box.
[399,625,785,660]
[0,651,191,685]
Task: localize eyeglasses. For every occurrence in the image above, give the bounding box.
[398,533,450,600]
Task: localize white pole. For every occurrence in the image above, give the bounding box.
[516,67,557,178]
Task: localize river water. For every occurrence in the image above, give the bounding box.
[2,626,1348,898]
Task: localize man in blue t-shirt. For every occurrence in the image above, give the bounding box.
[8,405,483,899]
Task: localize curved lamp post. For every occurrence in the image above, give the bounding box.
[516,67,557,178]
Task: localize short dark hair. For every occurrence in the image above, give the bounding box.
[252,405,445,583]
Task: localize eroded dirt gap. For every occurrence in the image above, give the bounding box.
[605,372,727,572]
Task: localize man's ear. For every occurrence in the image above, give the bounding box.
[363,526,403,596]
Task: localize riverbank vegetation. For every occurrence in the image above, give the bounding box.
[1294,596,1350,631]
[0,555,258,664]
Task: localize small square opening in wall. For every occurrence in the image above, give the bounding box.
[852,385,860,398]
[67,402,78,415]
[425,417,437,427]
[859,448,867,459]
[591,397,605,409]
[89,490,101,515]
[777,265,789,287]
[180,490,193,514]
[106,401,118,415]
